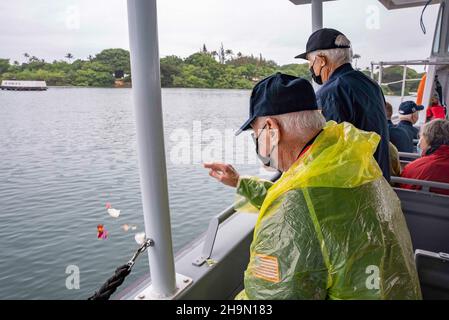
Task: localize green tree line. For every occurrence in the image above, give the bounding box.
[0,45,424,95]
[0,45,311,89]
[0,49,130,87]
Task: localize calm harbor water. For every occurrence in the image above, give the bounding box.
[0,88,407,299]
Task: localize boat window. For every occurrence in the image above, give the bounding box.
[433,4,444,54]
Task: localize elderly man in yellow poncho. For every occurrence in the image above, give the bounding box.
[204,73,421,300]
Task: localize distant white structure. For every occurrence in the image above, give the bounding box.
[0,80,47,91]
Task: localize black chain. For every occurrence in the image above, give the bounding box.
[87,264,132,300]
[88,239,154,300]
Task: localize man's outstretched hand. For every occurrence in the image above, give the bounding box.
[203,162,240,188]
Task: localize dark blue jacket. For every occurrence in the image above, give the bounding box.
[388,120,414,153]
[397,120,419,140]
[317,63,391,179]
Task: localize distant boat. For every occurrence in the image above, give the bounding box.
[0,80,47,91]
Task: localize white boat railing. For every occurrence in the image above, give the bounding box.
[370,60,448,103]
[391,176,449,194]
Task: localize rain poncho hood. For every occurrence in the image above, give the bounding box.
[236,121,421,300]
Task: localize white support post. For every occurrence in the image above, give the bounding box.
[311,0,323,91]
[401,65,407,102]
[423,65,437,109]
[311,0,323,32]
[378,62,383,86]
[127,0,176,297]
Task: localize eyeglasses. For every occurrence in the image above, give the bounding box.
[251,124,267,154]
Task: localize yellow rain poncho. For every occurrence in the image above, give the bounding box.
[236,121,421,300]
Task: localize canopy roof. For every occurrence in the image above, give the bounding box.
[289,0,441,10]
[378,0,441,9]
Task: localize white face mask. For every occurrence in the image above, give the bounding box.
[257,142,278,168]
[252,125,279,169]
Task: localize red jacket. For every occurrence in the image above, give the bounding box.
[400,145,449,195]
[426,104,446,120]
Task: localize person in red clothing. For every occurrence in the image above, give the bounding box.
[401,119,449,195]
[426,94,446,122]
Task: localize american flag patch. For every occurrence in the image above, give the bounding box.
[252,254,280,283]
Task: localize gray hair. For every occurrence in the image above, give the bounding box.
[399,113,415,121]
[307,34,353,65]
[257,110,326,136]
[421,119,449,146]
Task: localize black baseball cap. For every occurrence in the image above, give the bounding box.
[295,28,351,60]
[398,101,424,115]
[235,73,318,136]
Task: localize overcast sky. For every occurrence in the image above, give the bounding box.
[0,0,440,71]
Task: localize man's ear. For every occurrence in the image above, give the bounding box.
[266,117,281,141]
[317,55,327,67]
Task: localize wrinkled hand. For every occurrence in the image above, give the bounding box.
[203,162,240,188]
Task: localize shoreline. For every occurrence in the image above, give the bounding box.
[45,85,253,91]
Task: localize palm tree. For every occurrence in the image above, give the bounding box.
[211,50,218,61]
[225,49,234,61]
[219,43,226,64]
[353,54,361,70]
[237,52,243,58]
[65,53,74,63]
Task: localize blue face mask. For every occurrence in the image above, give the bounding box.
[417,145,423,156]
[417,138,439,156]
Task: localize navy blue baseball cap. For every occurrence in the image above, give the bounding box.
[295,28,351,60]
[235,73,318,136]
[398,101,424,115]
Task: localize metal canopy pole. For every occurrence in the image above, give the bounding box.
[401,65,408,103]
[378,62,383,86]
[311,0,323,32]
[126,0,176,297]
